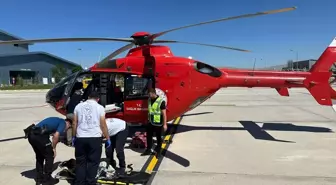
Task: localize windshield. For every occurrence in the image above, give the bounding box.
[54,72,79,89]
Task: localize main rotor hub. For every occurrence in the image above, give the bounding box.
[131,32,152,46]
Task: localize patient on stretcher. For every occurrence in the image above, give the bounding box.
[52,158,150,184]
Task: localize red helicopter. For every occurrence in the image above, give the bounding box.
[1,6,336,125]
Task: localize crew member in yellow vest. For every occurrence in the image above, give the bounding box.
[141,88,167,157]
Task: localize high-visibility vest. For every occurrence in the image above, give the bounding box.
[148,97,163,126]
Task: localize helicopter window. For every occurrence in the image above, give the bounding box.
[96,59,118,69]
[124,75,152,100]
[54,72,79,89]
[193,61,222,78]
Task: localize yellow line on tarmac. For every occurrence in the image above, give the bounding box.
[97,179,133,185]
[145,117,181,173]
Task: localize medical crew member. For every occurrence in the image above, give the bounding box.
[141,88,167,157]
[105,118,128,174]
[27,117,72,185]
[72,91,111,185]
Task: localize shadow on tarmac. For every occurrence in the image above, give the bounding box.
[21,162,61,180]
[168,120,333,143]
[4,111,334,172]
[124,113,334,167]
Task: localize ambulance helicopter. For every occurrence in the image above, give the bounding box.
[1,6,336,125]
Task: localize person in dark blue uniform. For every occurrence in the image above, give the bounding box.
[26,117,72,185]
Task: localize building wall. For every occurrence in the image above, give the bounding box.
[0,53,76,84]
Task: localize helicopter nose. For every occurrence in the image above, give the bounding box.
[46,86,63,109]
[46,89,56,108]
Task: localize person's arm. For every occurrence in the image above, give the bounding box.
[72,104,80,137]
[52,121,65,149]
[160,101,167,127]
[52,131,60,157]
[52,131,60,149]
[99,106,110,140]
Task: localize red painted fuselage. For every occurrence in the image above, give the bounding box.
[49,38,336,125]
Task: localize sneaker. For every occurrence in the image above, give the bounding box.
[107,165,115,173]
[141,149,152,156]
[35,173,44,185]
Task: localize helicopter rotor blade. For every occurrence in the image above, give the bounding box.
[97,43,135,67]
[149,7,297,40]
[154,40,251,52]
[0,37,134,45]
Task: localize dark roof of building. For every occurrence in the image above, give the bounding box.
[0,51,80,67]
[0,29,33,45]
[0,29,24,40]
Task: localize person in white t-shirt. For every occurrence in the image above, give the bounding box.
[105,118,128,175]
[72,91,110,185]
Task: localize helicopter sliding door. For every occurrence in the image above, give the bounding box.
[123,74,154,123]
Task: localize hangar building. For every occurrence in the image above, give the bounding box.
[0,30,80,85]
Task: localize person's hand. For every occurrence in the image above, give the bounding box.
[71,136,76,147]
[105,139,111,148]
[53,148,56,158]
[163,124,168,132]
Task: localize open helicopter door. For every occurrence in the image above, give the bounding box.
[56,70,91,114]
[54,71,81,113]
[123,74,154,124]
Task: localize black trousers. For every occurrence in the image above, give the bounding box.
[146,123,163,153]
[27,133,54,180]
[105,126,128,169]
[74,137,102,185]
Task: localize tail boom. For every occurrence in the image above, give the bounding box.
[220,70,309,88]
[219,37,336,107]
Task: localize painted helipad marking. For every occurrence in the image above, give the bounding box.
[139,116,183,185]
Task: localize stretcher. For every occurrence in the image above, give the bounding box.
[53,159,151,185]
[105,104,122,113]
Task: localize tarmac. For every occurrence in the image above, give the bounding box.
[1,88,336,185]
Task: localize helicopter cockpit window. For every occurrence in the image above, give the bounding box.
[65,73,94,113]
[54,72,79,89]
[124,75,152,100]
[193,61,222,78]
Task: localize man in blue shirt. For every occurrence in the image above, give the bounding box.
[26,117,72,185]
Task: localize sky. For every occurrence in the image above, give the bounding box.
[1,0,335,69]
